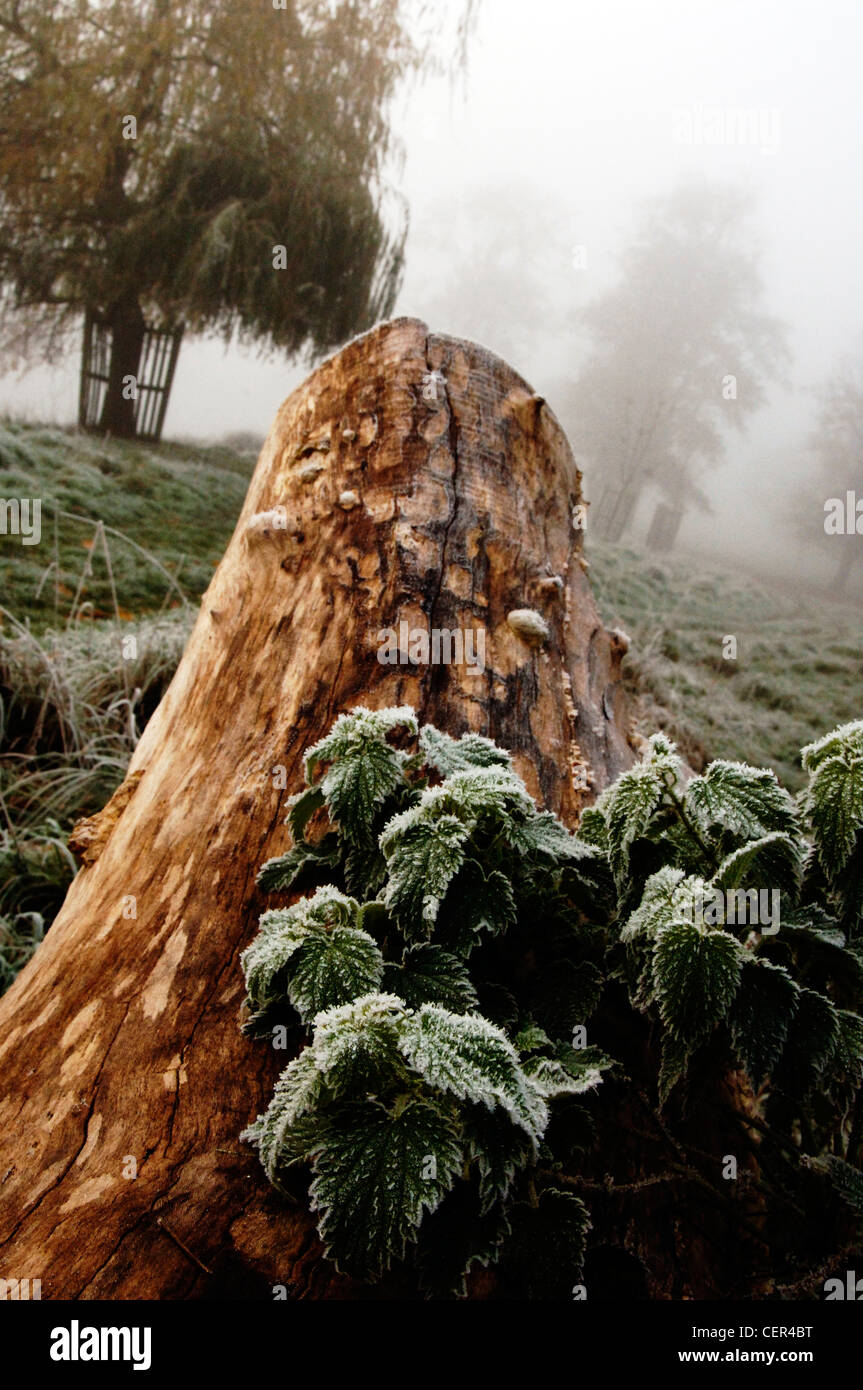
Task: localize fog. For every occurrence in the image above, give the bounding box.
[4,0,863,578]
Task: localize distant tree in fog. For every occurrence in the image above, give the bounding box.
[800,350,863,592]
[558,180,788,544]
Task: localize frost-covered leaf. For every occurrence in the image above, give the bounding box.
[620,866,689,943]
[383,766,533,844]
[343,840,387,899]
[289,927,384,1023]
[684,760,798,843]
[802,753,863,880]
[801,720,863,774]
[445,862,517,951]
[728,958,799,1085]
[522,1053,604,1098]
[463,1104,535,1214]
[309,1097,462,1279]
[241,914,310,1015]
[399,1004,548,1142]
[576,805,608,849]
[419,725,512,775]
[241,1048,326,1192]
[311,992,409,1094]
[241,887,361,1016]
[256,838,340,894]
[304,706,417,840]
[383,814,470,934]
[713,831,804,901]
[652,920,743,1046]
[382,944,478,1013]
[286,783,326,842]
[504,810,587,863]
[600,761,671,885]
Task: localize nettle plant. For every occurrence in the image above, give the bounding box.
[240,708,863,1297]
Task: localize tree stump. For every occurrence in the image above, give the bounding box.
[0,317,634,1299]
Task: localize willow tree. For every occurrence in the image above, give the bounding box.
[0,0,473,437]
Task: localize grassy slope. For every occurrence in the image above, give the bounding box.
[588,539,863,791]
[1,424,861,986]
[0,420,254,626]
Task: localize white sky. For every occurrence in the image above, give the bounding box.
[3,0,862,556]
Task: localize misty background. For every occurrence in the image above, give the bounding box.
[2,0,861,578]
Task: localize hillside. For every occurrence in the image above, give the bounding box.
[0,423,861,986]
[0,420,254,625]
[588,539,863,791]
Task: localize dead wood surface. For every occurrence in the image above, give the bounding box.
[0,317,634,1298]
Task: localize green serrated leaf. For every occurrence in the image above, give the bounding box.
[309,1097,463,1279]
[652,920,743,1046]
[728,957,800,1085]
[382,944,479,1012]
[256,838,341,894]
[772,987,841,1095]
[803,753,863,880]
[514,1022,552,1054]
[383,814,470,935]
[417,1179,511,1298]
[399,1004,548,1142]
[419,725,512,775]
[343,840,387,899]
[288,927,384,1023]
[685,760,798,844]
[830,1008,863,1085]
[530,960,604,1038]
[713,831,804,903]
[601,761,671,885]
[576,805,608,849]
[801,721,863,774]
[312,992,409,1094]
[241,1047,326,1192]
[463,1104,535,1214]
[505,810,587,863]
[286,783,326,842]
[443,862,517,953]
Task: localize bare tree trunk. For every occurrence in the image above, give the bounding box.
[95,295,147,438]
[0,318,634,1299]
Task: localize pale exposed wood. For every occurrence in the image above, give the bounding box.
[0,318,634,1298]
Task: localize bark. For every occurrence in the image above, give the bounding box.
[0,317,635,1299]
[96,295,147,438]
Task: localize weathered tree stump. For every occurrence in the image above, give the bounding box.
[0,318,633,1298]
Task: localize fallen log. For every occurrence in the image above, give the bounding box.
[0,317,633,1298]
